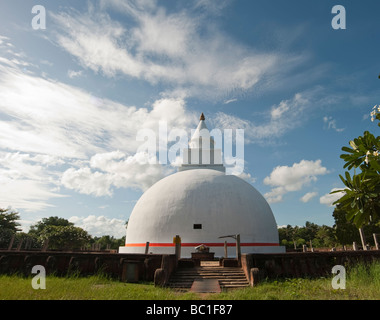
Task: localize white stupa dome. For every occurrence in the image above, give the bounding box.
[119,113,284,257]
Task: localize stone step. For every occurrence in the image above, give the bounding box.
[167,280,249,286]
[173,274,245,278]
[168,266,249,290]
[221,284,250,289]
[170,272,246,276]
[171,272,246,277]
[177,268,244,271]
[221,280,249,284]
[170,278,247,283]
[175,270,243,274]
[169,279,247,285]
[167,284,193,288]
[175,269,243,272]
[170,274,246,279]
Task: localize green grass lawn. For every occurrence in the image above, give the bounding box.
[1,262,379,300]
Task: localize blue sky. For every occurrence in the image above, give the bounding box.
[0,0,379,238]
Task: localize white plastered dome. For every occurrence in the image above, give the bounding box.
[121,169,284,257]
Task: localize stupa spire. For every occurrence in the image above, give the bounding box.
[190,113,211,149]
[179,113,225,173]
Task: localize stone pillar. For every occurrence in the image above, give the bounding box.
[236,234,241,266]
[250,268,260,287]
[42,239,49,252]
[373,234,379,250]
[16,239,23,251]
[25,238,32,250]
[7,234,15,251]
[310,240,314,252]
[174,235,181,260]
[359,228,367,250]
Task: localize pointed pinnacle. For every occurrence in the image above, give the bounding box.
[200,113,205,120]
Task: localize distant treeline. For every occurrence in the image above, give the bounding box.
[279,205,380,250]
[0,209,125,250]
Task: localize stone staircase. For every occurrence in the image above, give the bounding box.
[167,265,250,291]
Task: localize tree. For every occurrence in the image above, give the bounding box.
[278,222,337,249]
[28,216,74,236]
[38,225,91,250]
[0,208,27,249]
[314,225,337,247]
[301,221,320,241]
[333,205,360,245]
[92,235,125,250]
[28,216,91,250]
[332,106,380,228]
[333,204,380,246]
[0,208,21,232]
[278,225,296,249]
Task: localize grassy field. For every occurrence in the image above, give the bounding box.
[1,262,379,300]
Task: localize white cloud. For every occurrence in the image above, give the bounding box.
[263,160,329,203]
[235,172,257,184]
[223,98,237,105]
[212,92,311,144]
[0,42,196,209]
[300,191,318,203]
[270,93,308,120]
[69,215,126,238]
[0,62,110,158]
[0,35,10,45]
[0,31,326,212]
[320,188,345,207]
[323,116,344,132]
[52,10,144,79]
[50,2,293,99]
[61,167,113,197]
[193,0,231,14]
[67,70,83,78]
[132,8,197,59]
[0,152,59,181]
[0,177,64,212]
[61,151,172,196]
[0,56,195,159]
[0,45,328,210]
[0,152,65,212]
[263,187,285,204]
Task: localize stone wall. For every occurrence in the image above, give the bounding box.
[0,250,176,282]
[241,251,380,286]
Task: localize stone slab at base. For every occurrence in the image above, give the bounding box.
[191,252,215,260]
[190,279,221,293]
